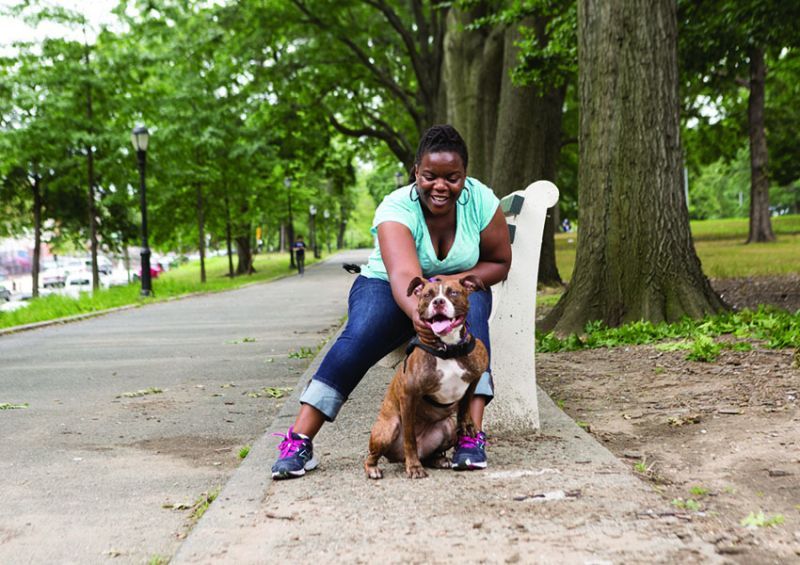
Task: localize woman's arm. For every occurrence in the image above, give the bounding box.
[377,221,436,343]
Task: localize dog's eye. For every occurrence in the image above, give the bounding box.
[447,289,458,297]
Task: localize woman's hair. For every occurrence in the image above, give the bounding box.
[414,124,468,170]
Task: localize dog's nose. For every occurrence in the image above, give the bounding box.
[433,297,445,308]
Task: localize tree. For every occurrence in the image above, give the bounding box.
[442,1,575,285]
[0,34,91,296]
[541,0,727,335]
[275,0,571,285]
[679,0,800,242]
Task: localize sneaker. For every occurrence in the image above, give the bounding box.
[271,426,318,480]
[451,431,487,470]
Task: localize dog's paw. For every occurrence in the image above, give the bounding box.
[365,465,383,480]
[405,463,428,479]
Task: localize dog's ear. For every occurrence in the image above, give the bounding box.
[407,276,426,297]
[459,275,485,293]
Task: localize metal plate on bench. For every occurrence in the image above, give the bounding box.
[507,223,516,243]
[500,194,524,216]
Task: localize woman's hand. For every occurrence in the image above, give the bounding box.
[412,308,437,347]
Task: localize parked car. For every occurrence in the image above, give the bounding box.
[0,285,10,302]
[133,263,165,281]
[41,265,67,288]
[65,271,92,290]
[64,271,110,294]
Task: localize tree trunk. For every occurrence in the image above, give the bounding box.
[224,193,234,277]
[337,215,346,249]
[235,235,254,275]
[443,10,564,286]
[746,46,775,243]
[489,21,566,287]
[196,185,206,284]
[541,0,727,335]
[31,176,43,298]
[442,8,505,182]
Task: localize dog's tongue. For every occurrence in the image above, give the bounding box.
[431,319,452,335]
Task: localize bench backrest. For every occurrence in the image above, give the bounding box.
[485,181,560,434]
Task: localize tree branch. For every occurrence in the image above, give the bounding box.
[328,114,413,165]
[361,0,430,104]
[289,0,422,127]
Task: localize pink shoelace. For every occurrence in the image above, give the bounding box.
[273,426,306,458]
[457,433,486,449]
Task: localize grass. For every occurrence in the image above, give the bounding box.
[538,306,800,353]
[554,214,800,281]
[2,215,798,331]
[0,252,319,330]
[689,214,800,241]
[190,487,220,524]
[741,511,785,528]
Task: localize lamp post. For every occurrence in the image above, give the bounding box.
[309,204,319,258]
[395,171,404,188]
[323,209,330,253]
[131,125,152,296]
[285,177,295,269]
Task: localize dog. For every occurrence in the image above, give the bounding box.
[364,275,489,479]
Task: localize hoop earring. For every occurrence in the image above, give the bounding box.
[409,182,420,202]
[457,187,471,205]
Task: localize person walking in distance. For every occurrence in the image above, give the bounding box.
[293,235,307,276]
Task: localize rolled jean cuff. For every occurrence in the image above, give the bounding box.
[475,371,494,402]
[299,379,346,422]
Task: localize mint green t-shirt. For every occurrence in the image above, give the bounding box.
[359,177,500,281]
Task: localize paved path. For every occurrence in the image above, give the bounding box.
[173,291,723,563]
[2,249,723,564]
[0,250,368,564]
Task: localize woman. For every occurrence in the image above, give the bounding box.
[272,124,512,479]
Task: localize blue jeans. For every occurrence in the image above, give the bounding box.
[300,275,494,421]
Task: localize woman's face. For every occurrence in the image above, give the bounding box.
[414,151,466,217]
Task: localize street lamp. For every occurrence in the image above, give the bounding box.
[395,171,404,188]
[323,209,330,253]
[309,204,319,258]
[131,125,152,296]
[284,177,295,269]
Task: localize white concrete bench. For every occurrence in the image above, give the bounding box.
[485,180,560,434]
[378,180,560,434]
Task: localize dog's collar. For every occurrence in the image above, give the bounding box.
[421,394,457,409]
[404,333,476,367]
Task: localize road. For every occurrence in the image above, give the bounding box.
[0,250,369,563]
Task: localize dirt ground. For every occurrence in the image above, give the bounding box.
[538,275,800,564]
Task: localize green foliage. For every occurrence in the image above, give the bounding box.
[288,347,315,359]
[685,335,722,362]
[245,387,292,399]
[116,387,163,399]
[672,498,702,511]
[190,487,220,523]
[538,306,800,354]
[740,511,785,528]
[679,2,800,225]
[0,402,29,410]
[238,445,250,459]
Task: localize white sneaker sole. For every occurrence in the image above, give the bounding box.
[451,459,487,470]
[272,457,319,480]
